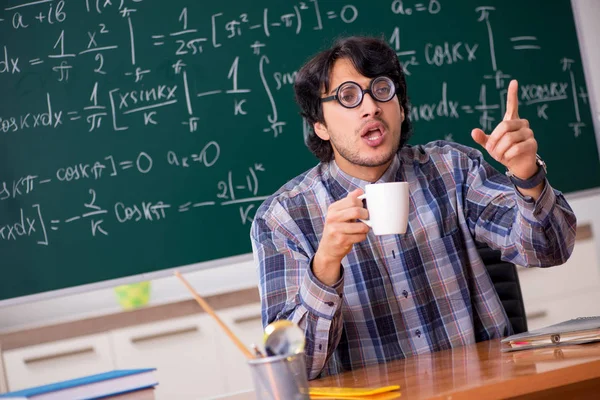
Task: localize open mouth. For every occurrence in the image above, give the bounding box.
[361,121,385,145]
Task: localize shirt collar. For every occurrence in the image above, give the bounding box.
[327,153,401,193]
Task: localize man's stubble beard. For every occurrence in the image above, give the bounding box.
[334,140,400,167]
[331,119,401,168]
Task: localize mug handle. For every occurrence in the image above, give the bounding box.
[357,193,371,228]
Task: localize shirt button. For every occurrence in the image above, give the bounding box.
[415,329,422,338]
[402,290,408,298]
[326,301,334,307]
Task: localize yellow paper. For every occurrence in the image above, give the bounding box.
[309,385,400,397]
[311,391,401,400]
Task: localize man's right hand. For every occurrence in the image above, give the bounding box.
[313,189,370,286]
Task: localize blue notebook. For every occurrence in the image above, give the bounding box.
[0,369,157,400]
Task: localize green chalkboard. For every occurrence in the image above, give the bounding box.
[1,0,598,302]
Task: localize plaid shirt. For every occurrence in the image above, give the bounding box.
[251,141,576,379]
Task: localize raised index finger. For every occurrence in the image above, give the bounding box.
[503,79,520,121]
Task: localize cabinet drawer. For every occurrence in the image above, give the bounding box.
[2,333,114,391]
[109,314,221,400]
[219,303,263,393]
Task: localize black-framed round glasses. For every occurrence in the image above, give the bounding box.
[321,76,397,109]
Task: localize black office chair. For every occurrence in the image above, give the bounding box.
[477,243,528,335]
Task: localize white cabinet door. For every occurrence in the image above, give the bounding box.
[3,333,115,390]
[524,288,600,331]
[518,238,600,329]
[518,239,600,303]
[219,303,264,393]
[109,314,222,400]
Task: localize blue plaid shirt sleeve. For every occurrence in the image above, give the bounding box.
[463,147,576,266]
[251,203,345,379]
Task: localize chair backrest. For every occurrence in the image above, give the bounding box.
[477,244,528,335]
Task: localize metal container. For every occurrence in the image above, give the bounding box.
[247,351,309,400]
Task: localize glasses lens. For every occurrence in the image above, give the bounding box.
[338,82,362,108]
[372,77,395,102]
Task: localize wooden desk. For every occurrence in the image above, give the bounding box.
[219,340,600,400]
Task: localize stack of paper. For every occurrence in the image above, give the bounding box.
[501,316,600,352]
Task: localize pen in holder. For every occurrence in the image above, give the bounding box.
[174,271,255,360]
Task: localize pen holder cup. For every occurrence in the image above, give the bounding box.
[247,351,310,400]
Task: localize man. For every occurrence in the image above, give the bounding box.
[250,36,576,379]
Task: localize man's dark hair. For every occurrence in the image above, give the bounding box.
[294,36,413,162]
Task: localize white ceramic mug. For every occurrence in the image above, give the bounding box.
[357,182,409,235]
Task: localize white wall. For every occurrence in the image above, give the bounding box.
[0,0,599,333]
[572,0,600,156]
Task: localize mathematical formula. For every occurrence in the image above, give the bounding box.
[0,0,593,247]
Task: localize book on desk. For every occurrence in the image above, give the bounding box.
[501,316,600,352]
[0,369,157,400]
